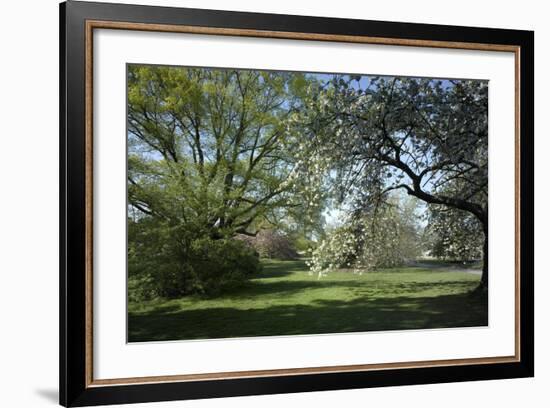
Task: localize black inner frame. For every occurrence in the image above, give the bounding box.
[60,1,534,406]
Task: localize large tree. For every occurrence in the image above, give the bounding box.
[296,76,488,289]
[127,66,320,296]
[127,65,312,237]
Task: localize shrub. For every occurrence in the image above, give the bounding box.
[189,237,260,296]
[128,218,260,300]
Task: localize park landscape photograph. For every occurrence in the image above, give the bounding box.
[126,64,489,342]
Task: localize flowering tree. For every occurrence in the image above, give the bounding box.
[424,205,484,261]
[307,195,422,277]
[295,76,488,289]
[236,229,299,259]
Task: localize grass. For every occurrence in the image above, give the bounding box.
[128,259,487,342]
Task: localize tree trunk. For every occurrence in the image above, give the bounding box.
[480,232,488,289]
[479,218,488,291]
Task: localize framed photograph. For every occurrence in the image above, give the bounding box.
[60,1,534,406]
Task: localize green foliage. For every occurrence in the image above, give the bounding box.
[128,217,192,300]
[189,237,260,296]
[290,234,316,253]
[128,217,260,299]
[127,65,318,236]
[126,65,321,298]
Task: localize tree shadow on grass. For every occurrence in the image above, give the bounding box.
[208,278,478,303]
[128,291,488,343]
[219,279,365,301]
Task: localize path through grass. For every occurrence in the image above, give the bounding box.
[128,259,487,342]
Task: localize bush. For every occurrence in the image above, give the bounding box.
[291,235,316,254]
[189,237,260,296]
[128,218,261,300]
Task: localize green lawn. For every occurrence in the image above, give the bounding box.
[128,259,487,342]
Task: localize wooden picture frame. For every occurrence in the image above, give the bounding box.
[60,1,534,406]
